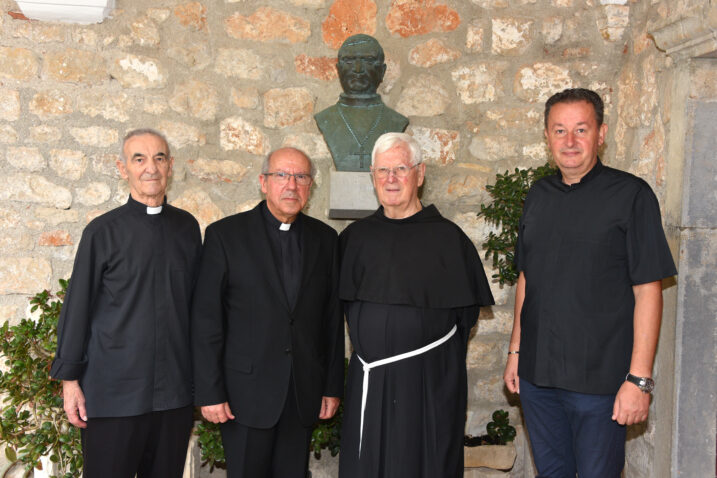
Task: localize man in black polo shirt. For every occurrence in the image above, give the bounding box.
[503,88,676,477]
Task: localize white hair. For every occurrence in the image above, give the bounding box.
[371,132,422,166]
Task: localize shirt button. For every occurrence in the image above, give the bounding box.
[285,348,292,354]
[289,319,294,325]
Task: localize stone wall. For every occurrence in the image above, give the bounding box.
[0,0,693,476]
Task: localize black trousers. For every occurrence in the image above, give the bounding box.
[220,380,313,478]
[80,405,194,478]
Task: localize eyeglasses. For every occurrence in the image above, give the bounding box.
[263,171,313,186]
[371,163,420,180]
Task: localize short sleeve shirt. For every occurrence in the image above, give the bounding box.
[515,160,677,394]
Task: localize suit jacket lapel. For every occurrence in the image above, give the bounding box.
[247,204,291,311]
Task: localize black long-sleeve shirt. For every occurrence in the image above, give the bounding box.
[50,195,202,418]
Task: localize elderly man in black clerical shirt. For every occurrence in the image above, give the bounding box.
[50,129,202,478]
[338,132,494,478]
[503,88,677,478]
[191,147,344,478]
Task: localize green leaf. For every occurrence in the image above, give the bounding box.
[5,446,17,462]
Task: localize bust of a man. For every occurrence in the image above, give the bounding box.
[315,34,409,172]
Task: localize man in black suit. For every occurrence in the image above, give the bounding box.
[191,147,344,478]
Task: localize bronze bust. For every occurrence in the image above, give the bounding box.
[315,34,409,172]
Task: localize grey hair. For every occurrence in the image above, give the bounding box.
[119,128,171,163]
[261,147,317,177]
[371,132,422,166]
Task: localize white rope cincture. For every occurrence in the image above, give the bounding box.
[355,324,457,456]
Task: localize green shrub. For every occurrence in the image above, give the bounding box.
[0,280,83,478]
[479,163,558,285]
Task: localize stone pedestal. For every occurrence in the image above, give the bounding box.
[328,170,378,219]
[464,443,517,470]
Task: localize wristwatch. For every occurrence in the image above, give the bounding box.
[625,373,655,393]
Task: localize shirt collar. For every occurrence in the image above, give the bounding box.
[261,200,301,231]
[127,195,167,215]
[554,158,604,191]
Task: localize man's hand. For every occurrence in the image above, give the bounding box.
[319,396,340,420]
[503,354,520,394]
[612,381,650,425]
[62,380,87,429]
[201,402,235,423]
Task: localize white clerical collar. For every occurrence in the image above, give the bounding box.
[279,222,291,231]
[146,205,163,215]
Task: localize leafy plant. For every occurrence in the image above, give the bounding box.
[194,420,225,472]
[485,409,516,445]
[464,409,516,447]
[0,279,83,478]
[478,163,558,285]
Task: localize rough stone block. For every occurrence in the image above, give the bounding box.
[542,16,563,44]
[39,230,73,246]
[170,80,219,121]
[34,207,79,225]
[467,336,506,370]
[514,62,573,102]
[6,147,45,171]
[110,53,167,89]
[225,7,311,43]
[0,125,18,144]
[50,149,87,180]
[77,91,132,122]
[167,44,212,70]
[174,2,207,31]
[281,133,331,160]
[470,0,508,7]
[476,307,513,335]
[598,5,629,41]
[396,74,450,116]
[408,38,461,67]
[0,89,20,121]
[158,121,205,149]
[386,0,460,38]
[263,88,314,129]
[409,126,459,165]
[0,257,52,294]
[29,90,73,118]
[76,182,111,206]
[44,48,106,84]
[70,127,118,148]
[483,107,542,132]
[0,47,38,81]
[295,54,338,81]
[328,171,378,219]
[187,158,248,183]
[215,48,264,80]
[171,188,224,233]
[466,21,484,52]
[91,153,121,178]
[0,174,72,209]
[378,54,400,95]
[220,117,270,155]
[321,0,377,49]
[231,87,260,110]
[469,135,519,161]
[147,8,170,23]
[451,63,507,104]
[130,15,159,46]
[492,18,533,56]
[30,125,61,143]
